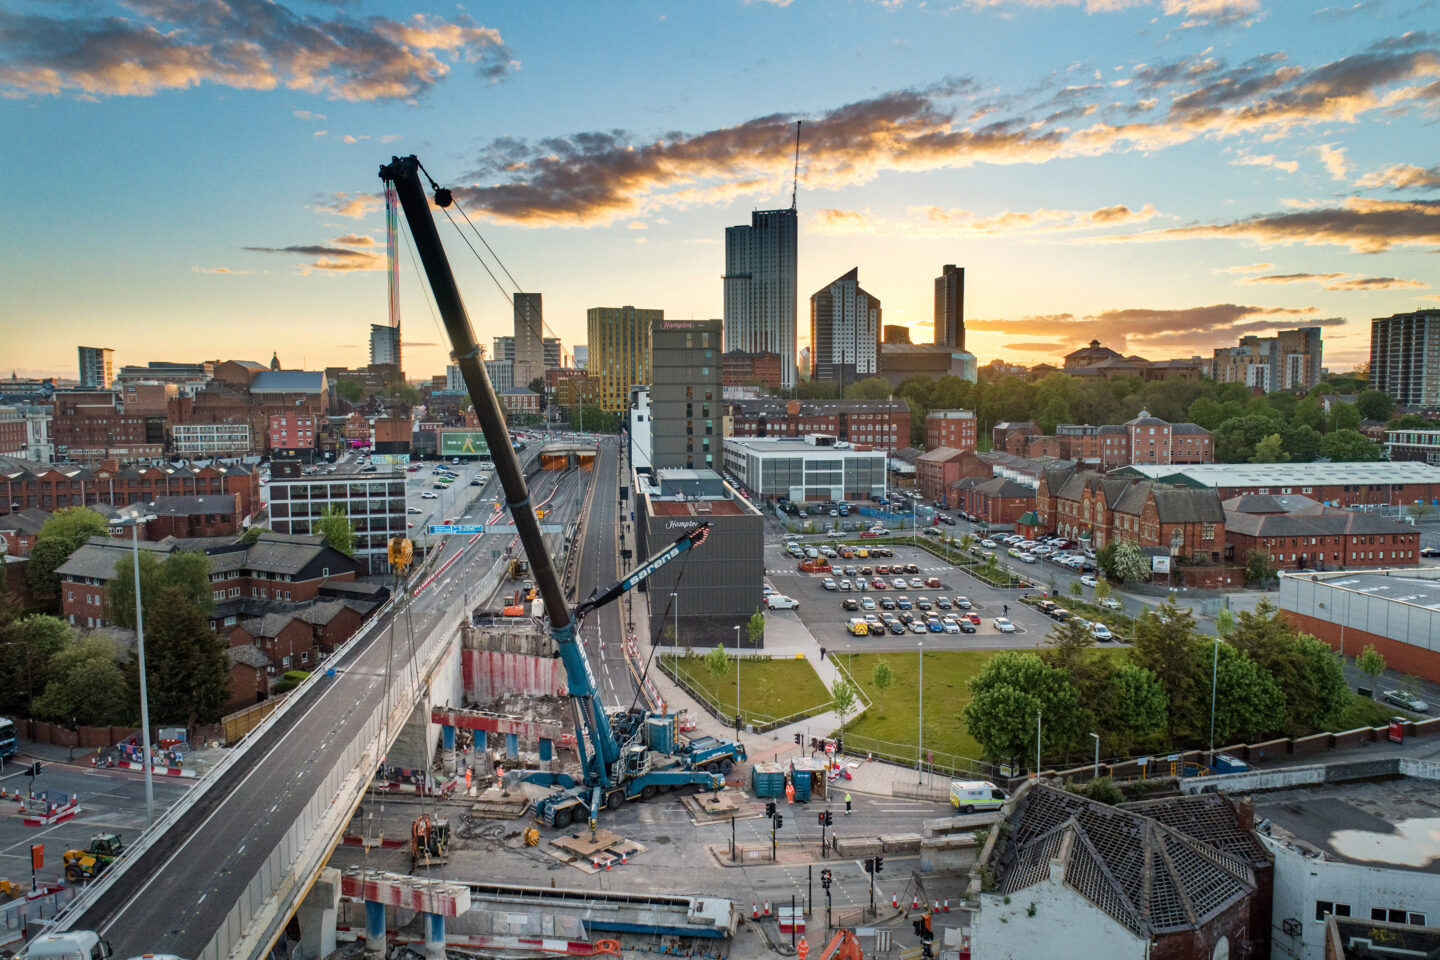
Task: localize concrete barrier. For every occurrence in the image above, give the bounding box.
[918,835,981,873]
[1179,763,1325,795]
[1332,727,1376,749]
[834,837,883,857]
[880,833,923,853]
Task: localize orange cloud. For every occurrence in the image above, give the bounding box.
[1241,271,1427,290]
[242,237,385,274]
[1105,197,1440,252]
[969,303,1328,354]
[314,192,383,219]
[1355,163,1440,190]
[811,202,1159,238]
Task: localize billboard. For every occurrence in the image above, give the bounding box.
[439,431,490,456]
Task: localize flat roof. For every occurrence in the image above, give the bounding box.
[724,437,886,456]
[649,499,748,517]
[1256,777,1440,875]
[1292,568,1440,611]
[1119,462,1440,487]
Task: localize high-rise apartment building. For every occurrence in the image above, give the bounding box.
[484,359,515,392]
[369,324,401,369]
[1371,310,1440,407]
[572,345,588,369]
[587,306,659,412]
[543,337,563,371]
[513,293,545,387]
[809,268,880,387]
[492,336,515,362]
[723,208,798,389]
[934,264,965,352]
[650,319,722,470]
[1211,327,1322,391]
[77,346,114,389]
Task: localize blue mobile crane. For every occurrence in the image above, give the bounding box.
[380,157,746,827]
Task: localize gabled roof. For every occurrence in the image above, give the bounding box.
[228,645,272,669]
[1223,505,1414,538]
[1169,422,1210,436]
[55,537,174,581]
[974,477,1035,499]
[0,508,50,536]
[1119,794,1271,868]
[146,494,239,517]
[1111,481,1225,522]
[240,612,299,638]
[993,784,1255,937]
[917,446,969,463]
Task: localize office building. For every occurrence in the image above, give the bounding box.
[722,351,785,390]
[265,459,406,574]
[77,346,114,389]
[1370,310,1440,407]
[727,397,909,453]
[171,422,252,457]
[572,345,588,369]
[369,323,401,370]
[513,292,545,387]
[1211,327,1322,391]
[543,337,563,371]
[0,405,53,463]
[628,387,653,472]
[934,264,965,352]
[883,324,912,345]
[723,434,888,502]
[492,336,515,362]
[724,207,798,389]
[877,343,977,388]
[650,319,722,470]
[925,409,977,452]
[484,359,514,392]
[1385,427,1440,464]
[587,305,659,413]
[809,268,881,387]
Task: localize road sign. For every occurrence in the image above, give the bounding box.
[429,523,565,536]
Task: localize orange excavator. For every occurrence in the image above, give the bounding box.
[816,929,864,960]
[411,814,450,869]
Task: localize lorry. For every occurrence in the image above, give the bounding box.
[20,931,113,960]
[949,780,1008,813]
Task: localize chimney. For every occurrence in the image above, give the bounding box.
[100,459,119,473]
[1233,795,1255,833]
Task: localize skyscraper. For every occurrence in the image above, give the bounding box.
[650,319,722,470]
[934,264,965,352]
[492,336,515,362]
[77,346,114,389]
[1371,310,1440,407]
[809,268,881,387]
[513,292,545,388]
[724,208,798,389]
[369,323,401,368]
[588,306,660,412]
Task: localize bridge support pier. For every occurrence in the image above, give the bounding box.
[364,900,387,959]
[298,867,341,960]
[474,730,489,774]
[442,723,457,776]
[506,732,519,760]
[425,911,447,960]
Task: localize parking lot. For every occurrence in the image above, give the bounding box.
[762,537,1063,654]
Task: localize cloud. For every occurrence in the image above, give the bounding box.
[1241,271,1427,290]
[293,108,325,121]
[1004,341,1076,352]
[314,191,382,219]
[1232,152,1298,173]
[341,134,370,144]
[1160,0,1260,26]
[191,265,254,275]
[443,40,1440,227]
[0,0,514,100]
[1316,143,1351,181]
[969,302,1321,353]
[1216,262,1275,273]
[812,202,1160,239]
[1355,163,1440,189]
[627,221,648,230]
[243,235,385,273]
[1105,197,1440,252]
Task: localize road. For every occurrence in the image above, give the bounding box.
[573,440,635,709]
[69,452,564,956]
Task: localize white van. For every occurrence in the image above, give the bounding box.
[950,780,1008,813]
[805,547,820,559]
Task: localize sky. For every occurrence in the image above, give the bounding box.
[3,0,1439,382]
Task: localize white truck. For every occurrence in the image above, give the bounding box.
[949,779,1009,813]
[22,932,112,960]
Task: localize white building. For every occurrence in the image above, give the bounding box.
[0,405,53,463]
[369,323,401,368]
[724,208,798,390]
[809,267,880,387]
[628,386,653,472]
[265,461,406,574]
[77,346,114,389]
[723,435,886,502]
[171,423,252,457]
[484,359,514,392]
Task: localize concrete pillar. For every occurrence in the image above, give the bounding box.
[474,730,489,775]
[505,732,519,760]
[442,723,457,776]
[539,737,553,762]
[364,900,387,959]
[298,867,341,960]
[425,911,446,960]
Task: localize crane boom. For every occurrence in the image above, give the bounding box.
[791,120,803,210]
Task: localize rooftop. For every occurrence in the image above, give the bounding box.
[1115,462,1440,488]
[649,499,748,517]
[1255,776,1440,875]
[1293,568,1440,611]
[723,436,887,456]
[249,370,326,394]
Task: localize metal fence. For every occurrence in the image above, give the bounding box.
[836,730,996,783]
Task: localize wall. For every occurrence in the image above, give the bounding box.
[463,649,563,702]
[1281,574,1440,683]
[974,869,1146,960]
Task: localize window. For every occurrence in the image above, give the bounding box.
[1410,913,1427,926]
[1317,902,1350,921]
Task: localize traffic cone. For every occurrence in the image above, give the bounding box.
[592,857,600,870]
[891,892,899,909]
[933,900,941,914]
[912,894,920,911]
[621,851,628,865]
[753,903,759,920]
[942,899,950,913]
[764,900,771,917]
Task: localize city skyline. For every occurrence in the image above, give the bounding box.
[5,1,1438,381]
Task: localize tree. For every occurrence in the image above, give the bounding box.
[108,549,213,631]
[1211,644,1286,744]
[135,585,230,727]
[1035,396,1072,435]
[383,380,420,406]
[1095,543,1119,581]
[843,377,893,400]
[704,645,730,688]
[830,678,858,733]
[1291,397,1325,431]
[0,615,75,716]
[1186,397,1229,431]
[336,380,365,404]
[1094,578,1113,607]
[1069,580,1083,599]
[1282,423,1322,462]
[314,505,356,558]
[964,652,1086,767]
[1327,402,1362,433]
[31,635,129,727]
[1227,599,1349,733]
[1318,429,1382,462]
[25,507,110,600]
[239,525,269,545]
[1214,415,1283,463]
[747,608,765,647]
[1356,643,1386,689]
[871,659,895,714]
[1129,599,1205,738]
[1112,539,1151,583]
[1214,607,1235,638]
[1355,389,1394,422]
[1387,413,1432,431]
[1251,433,1289,464]
[1244,550,1278,585]
[1101,663,1169,749]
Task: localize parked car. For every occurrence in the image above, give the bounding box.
[1100,597,1124,610]
[892,578,908,590]
[980,539,997,548]
[880,596,897,610]
[926,576,942,588]
[822,578,837,591]
[962,612,981,625]
[1019,553,1038,564]
[897,596,913,610]
[954,596,973,609]
[993,617,1016,633]
[421,492,439,499]
[1422,547,1440,558]
[908,621,927,634]
[1081,574,1099,587]
[860,597,877,611]
[765,594,800,610]
[957,618,977,634]
[916,597,933,610]
[838,579,852,591]
[842,598,860,611]
[872,578,888,590]
[935,596,952,610]
[1091,622,1113,642]
[407,507,422,514]
[1381,689,1430,713]
[888,620,906,635]
[869,622,887,636]
[926,618,945,632]
[904,563,920,574]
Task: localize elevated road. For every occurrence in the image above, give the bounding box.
[575,440,634,708]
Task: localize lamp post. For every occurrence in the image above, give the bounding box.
[917,640,924,784]
[1090,732,1100,779]
[670,592,679,647]
[125,513,158,826]
[1209,636,1220,766]
[734,624,742,724]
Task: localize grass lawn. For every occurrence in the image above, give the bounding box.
[662,654,831,727]
[838,650,997,764]
[1339,693,1413,729]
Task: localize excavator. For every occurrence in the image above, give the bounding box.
[410,814,450,869]
[63,833,123,883]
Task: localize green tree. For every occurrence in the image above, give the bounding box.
[1186,397,1229,431]
[314,505,356,558]
[704,645,730,686]
[1244,550,1277,585]
[1318,429,1382,462]
[31,635,129,727]
[336,379,365,404]
[25,507,110,600]
[747,608,765,647]
[1101,662,1168,749]
[383,380,421,405]
[1035,396,1072,435]
[1291,397,1325,431]
[964,652,1086,766]
[134,585,230,726]
[1069,580,1083,599]
[1211,643,1286,744]
[1213,415,1282,463]
[1356,643,1386,690]
[0,615,75,716]
[1095,543,1119,581]
[1228,599,1348,733]
[1387,413,1432,430]
[1355,390,1394,422]
[1129,599,1204,738]
[239,526,269,545]
[843,377,893,400]
[1214,607,1235,638]
[1112,539,1151,583]
[1251,433,1289,464]
[1094,578,1113,607]
[830,677,858,734]
[1327,402,1362,433]
[1282,423,1322,462]
[108,549,213,631]
[871,658,895,714]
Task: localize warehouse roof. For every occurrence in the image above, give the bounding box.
[1115,462,1440,488]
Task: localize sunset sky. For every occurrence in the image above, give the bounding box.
[4,0,1438,381]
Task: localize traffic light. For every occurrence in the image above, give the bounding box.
[913,920,925,938]
[821,869,833,890]
[765,801,776,818]
[817,812,826,826]
[824,810,834,826]
[794,732,802,746]
[774,813,784,829]
[810,737,819,751]
[874,855,884,873]
[28,761,41,777]
[734,713,742,731]
[863,858,874,874]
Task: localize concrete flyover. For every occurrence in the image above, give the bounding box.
[538,439,599,471]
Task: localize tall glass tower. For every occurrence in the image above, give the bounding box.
[724,208,798,390]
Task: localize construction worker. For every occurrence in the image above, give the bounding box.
[845,792,852,815]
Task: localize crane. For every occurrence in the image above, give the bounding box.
[378,156,745,828]
[791,120,803,211]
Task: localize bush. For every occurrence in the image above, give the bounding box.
[271,670,311,695]
[1067,776,1124,805]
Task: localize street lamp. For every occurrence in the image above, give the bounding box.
[121,512,158,826]
[1090,732,1100,779]
[917,640,924,784]
[734,624,742,723]
[1208,636,1221,766]
[670,592,678,647]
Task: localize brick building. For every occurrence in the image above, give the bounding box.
[1115,461,1440,509]
[727,398,910,453]
[0,405,53,463]
[1002,413,1213,469]
[916,447,992,504]
[52,390,165,463]
[0,456,262,522]
[138,494,241,540]
[227,645,271,708]
[498,386,541,417]
[1046,467,1226,561]
[722,351,785,390]
[950,475,1036,527]
[1223,494,1419,569]
[0,508,49,558]
[925,409,977,452]
[269,413,318,455]
[992,421,1038,455]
